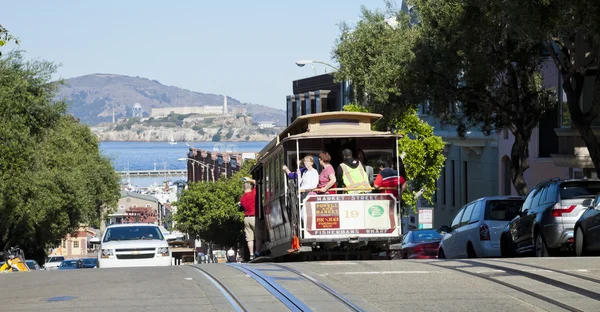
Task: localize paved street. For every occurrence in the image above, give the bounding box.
[2,257,600,312]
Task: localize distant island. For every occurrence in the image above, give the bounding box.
[91,109,283,142]
[57,73,286,127]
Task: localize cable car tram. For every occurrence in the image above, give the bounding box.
[250,112,403,261]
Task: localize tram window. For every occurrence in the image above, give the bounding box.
[267,160,273,202]
[279,152,285,194]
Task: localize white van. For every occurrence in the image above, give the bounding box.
[98,223,172,268]
[438,196,525,259]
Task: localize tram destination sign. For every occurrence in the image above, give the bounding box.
[304,194,397,237]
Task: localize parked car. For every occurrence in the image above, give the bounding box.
[501,178,600,257]
[58,259,84,270]
[438,196,525,259]
[25,259,41,270]
[81,257,98,268]
[395,229,443,259]
[97,223,172,268]
[574,194,600,256]
[43,255,65,270]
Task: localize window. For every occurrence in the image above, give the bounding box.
[521,188,537,212]
[451,160,455,206]
[441,163,446,205]
[559,181,600,200]
[536,186,547,206]
[503,128,509,139]
[558,76,571,128]
[62,240,66,249]
[460,203,475,226]
[484,199,524,221]
[544,183,558,203]
[402,233,411,245]
[469,201,482,223]
[532,186,546,208]
[502,157,511,195]
[451,208,465,231]
[413,230,443,242]
[464,161,468,202]
[103,226,164,243]
[73,240,79,248]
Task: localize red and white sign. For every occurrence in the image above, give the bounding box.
[303,194,399,238]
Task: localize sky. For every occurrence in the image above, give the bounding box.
[1,0,389,110]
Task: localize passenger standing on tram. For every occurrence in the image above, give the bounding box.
[298,155,319,192]
[336,149,371,194]
[240,177,260,260]
[356,149,374,186]
[316,151,337,194]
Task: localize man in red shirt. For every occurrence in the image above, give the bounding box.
[240,177,260,260]
[373,160,407,200]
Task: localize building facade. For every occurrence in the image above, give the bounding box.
[106,191,167,229]
[57,227,97,258]
[186,148,257,183]
[286,73,350,126]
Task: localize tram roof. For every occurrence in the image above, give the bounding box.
[255,112,402,162]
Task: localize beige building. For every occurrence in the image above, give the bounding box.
[150,106,224,117]
[106,191,164,228]
[54,226,97,258]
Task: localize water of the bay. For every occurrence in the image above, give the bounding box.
[100,141,268,187]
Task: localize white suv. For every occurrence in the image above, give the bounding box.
[438,196,525,259]
[98,223,172,268]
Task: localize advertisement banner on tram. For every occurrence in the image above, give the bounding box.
[303,193,399,238]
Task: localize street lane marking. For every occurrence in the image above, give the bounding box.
[184,277,193,280]
[319,262,358,265]
[325,270,441,275]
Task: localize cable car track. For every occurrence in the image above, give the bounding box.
[425,259,600,312]
[192,266,248,312]
[229,263,364,312]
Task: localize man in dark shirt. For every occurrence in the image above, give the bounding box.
[240,177,260,260]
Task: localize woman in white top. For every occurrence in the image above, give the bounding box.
[299,155,319,193]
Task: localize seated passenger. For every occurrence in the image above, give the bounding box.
[335,149,371,194]
[316,151,337,194]
[357,149,374,186]
[374,159,408,199]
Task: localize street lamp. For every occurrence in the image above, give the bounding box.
[178,158,209,182]
[295,60,339,71]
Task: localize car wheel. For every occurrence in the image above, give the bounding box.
[438,248,446,259]
[534,231,549,257]
[467,243,477,258]
[575,227,587,257]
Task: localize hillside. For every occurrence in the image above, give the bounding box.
[57,73,286,126]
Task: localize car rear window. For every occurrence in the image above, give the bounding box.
[412,230,443,242]
[484,200,524,221]
[559,181,600,200]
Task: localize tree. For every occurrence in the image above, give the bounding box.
[174,159,256,247]
[334,2,557,195]
[543,0,600,176]
[344,104,445,210]
[0,24,19,56]
[0,51,120,263]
